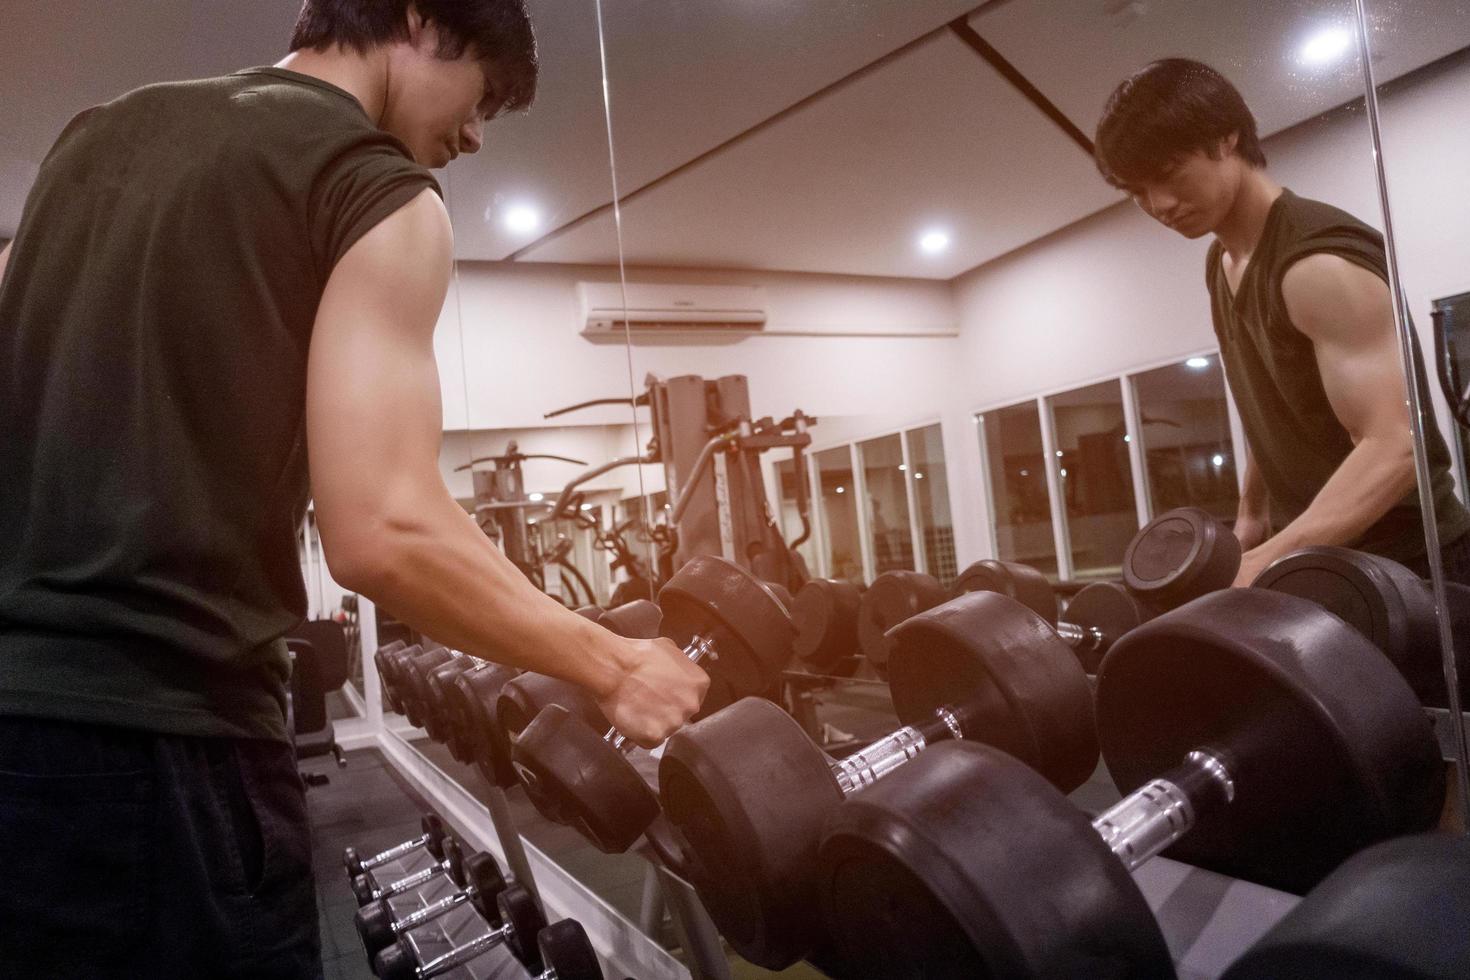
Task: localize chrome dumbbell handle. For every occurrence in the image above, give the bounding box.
[605,634,717,752]
[1054,620,1107,654]
[356,832,433,873]
[1092,749,1236,871]
[831,706,964,795]
[410,919,516,979]
[368,857,453,902]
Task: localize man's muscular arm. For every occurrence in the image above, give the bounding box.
[306,190,706,745]
[1231,253,1418,585]
[1233,442,1269,551]
[0,240,11,281]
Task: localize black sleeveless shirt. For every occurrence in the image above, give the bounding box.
[0,69,438,739]
[1207,189,1470,564]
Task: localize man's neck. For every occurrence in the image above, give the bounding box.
[1214,169,1284,262]
[275,48,389,125]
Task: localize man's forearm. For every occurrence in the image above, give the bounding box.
[1252,434,1416,562]
[337,492,625,698]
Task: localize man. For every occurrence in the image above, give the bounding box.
[1094,58,1470,587]
[0,2,707,976]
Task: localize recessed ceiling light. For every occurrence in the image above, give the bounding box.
[580,503,594,511]
[1212,454,1225,467]
[1186,356,1210,369]
[527,492,544,502]
[1299,26,1353,67]
[835,486,846,494]
[919,229,951,255]
[503,204,541,234]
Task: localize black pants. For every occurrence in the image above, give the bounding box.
[0,717,321,979]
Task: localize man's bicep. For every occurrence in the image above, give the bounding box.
[306,189,454,567]
[1282,254,1408,442]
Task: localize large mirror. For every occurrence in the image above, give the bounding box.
[1360,0,1470,827]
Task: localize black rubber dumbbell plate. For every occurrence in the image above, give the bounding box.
[538,919,603,980]
[951,559,1058,623]
[498,884,548,970]
[1123,506,1241,607]
[659,696,843,969]
[599,599,663,639]
[1063,581,1149,673]
[659,556,795,708]
[1097,589,1444,893]
[512,703,660,853]
[857,571,948,675]
[817,741,1173,980]
[450,664,521,788]
[887,591,1099,793]
[793,578,863,673]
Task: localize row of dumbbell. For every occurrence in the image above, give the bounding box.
[344,814,604,980]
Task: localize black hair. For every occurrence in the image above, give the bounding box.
[289,0,537,112]
[1094,58,1266,189]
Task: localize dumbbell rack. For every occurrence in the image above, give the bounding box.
[348,598,1467,980]
[362,846,494,978]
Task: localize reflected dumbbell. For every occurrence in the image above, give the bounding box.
[953,506,1241,672]
[446,660,523,788]
[658,589,1099,969]
[812,589,1445,978]
[792,577,865,675]
[344,814,449,880]
[856,570,948,677]
[356,850,507,959]
[511,558,793,854]
[351,837,464,908]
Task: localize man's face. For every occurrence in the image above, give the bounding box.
[1125,142,1242,240]
[383,20,512,169]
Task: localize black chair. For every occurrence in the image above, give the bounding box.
[286,633,347,787]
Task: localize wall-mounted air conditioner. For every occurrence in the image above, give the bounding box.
[579,282,767,344]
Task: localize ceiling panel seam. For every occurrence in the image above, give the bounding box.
[507,0,1008,263]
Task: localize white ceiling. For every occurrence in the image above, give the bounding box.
[2,1,1467,280]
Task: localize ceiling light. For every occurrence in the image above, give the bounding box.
[898,464,907,472]
[835,486,846,494]
[527,492,544,502]
[1060,468,1068,477]
[1020,469,1029,477]
[1212,454,1225,467]
[580,503,594,511]
[1056,450,1064,457]
[919,230,951,255]
[914,472,924,480]
[503,204,541,234]
[1123,434,1131,443]
[1186,356,1210,369]
[1299,26,1353,67]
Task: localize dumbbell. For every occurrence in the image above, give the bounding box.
[657,588,1099,969]
[792,578,864,675]
[446,660,523,787]
[419,655,479,749]
[356,849,507,959]
[485,599,666,791]
[1222,831,1470,978]
[373,640,410,712]
[372,881,550,980]
[856,570,948,677]
[1252,545,1470,709]
[380,644,450,724]
[343,814,449,880]
[812,588,1445,978]
[511,557,794,854]
[954,506,1241,672]
[351,837,465,908]
[397,646,461,730]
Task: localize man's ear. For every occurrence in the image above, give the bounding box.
[405,4,426,48]
[1220,131,1239,158]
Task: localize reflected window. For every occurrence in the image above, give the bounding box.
[1132,356,1239,522]
[859,434,915,575]
[815,447,863,585]
[1047,380,1138,579]
[774,457,821,576]
[980,402,1058,577]
[906,424,956,586]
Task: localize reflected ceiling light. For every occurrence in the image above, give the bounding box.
[915,472,925,480]
[528,519,538,525]
[1299,26,1353,67]
[1055,450,1064,457]
[1060,468,1068,477]
[527,492,544,502]
[1186,356,1211,369]
[1020,469,1030,477]
[580,503,594,511]
[1212,454,1225,467]
[1123,434,1131,443]
[503,204,541,234]
[919,229,951,255]
[835,486,846,494]
[898,464,907,472]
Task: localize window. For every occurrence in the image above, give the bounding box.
[1047,380,1138,579]
[1435,291,1470,501]
[1131,356,1239,522]
[906,424,957,585]
[979,401,1058,576]
[858,433,915,574]
[814,446,864,584]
